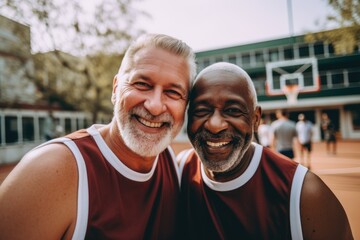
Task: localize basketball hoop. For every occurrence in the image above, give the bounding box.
[282,84,299,105]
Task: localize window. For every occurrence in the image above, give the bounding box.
[65,118,72,134]
[5,116,18,144]
[215,56,223,63]
[328,43,335,55]
[269,48,279,62]
[284,47,294,60]
[314,43,324,57]
[332,71,344,87]
[255,51,264,64]
[351,108,360,130]
[349,68,360,85]
[228,55,237,65]
[299,45,310,58]
[252,78,266,96]
[22,117,34,142]
[241,53,251,66]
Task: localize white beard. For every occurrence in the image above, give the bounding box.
[193,133,253,173]
[114,104,181,157]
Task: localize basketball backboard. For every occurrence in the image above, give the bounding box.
[266,57,320,97]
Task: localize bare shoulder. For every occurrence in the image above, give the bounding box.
[0,143,78,239]
[300,171,353,239]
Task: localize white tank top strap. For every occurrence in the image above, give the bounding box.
[29,137,89,240]
[177,148,195,187]
[290,164,308,240]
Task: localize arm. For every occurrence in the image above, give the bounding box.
[0,143,78,240]
[300,172,353,239]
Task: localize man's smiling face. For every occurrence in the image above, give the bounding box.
[113,47,190,157]
[187,66,259,174]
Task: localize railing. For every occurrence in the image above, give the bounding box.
[0,109,95,164]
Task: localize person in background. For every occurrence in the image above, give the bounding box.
[296,113,313,169]
[321,112,337,155]
[271,109,297,159]
[257,117,271,147]
[178,62,353,239]
[0,33,196,239]
[44,111,56,140]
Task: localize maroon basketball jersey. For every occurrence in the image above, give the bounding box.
[51,125,181,239]
[179,143,307,240]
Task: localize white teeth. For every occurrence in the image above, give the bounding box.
[138,117,163,128]
[206,141,229,147]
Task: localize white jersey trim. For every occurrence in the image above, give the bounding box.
[290,164,308,240]
[177,149,195,187]
[32,137,89,240]
[64,140,89,240]
[87,125,159,182]
[167,146,181,187]
[201,143,263,192]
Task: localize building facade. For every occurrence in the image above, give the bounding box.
[0,15,36,105]
[175,30,360,143]
[0,15,95,164]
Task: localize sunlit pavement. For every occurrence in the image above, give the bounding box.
[1,140,360,238]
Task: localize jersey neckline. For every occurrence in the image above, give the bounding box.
[87,124,159,182]
[200,143,263,192]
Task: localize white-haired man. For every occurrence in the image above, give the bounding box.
[0,33,196,239]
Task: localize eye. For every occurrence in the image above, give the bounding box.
[165,89,183,100]
[224,107,244,117]
[133,81,151,90]
[192,107,212,117]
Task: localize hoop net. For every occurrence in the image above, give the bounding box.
[282,85,299,105]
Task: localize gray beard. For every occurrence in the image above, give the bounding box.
[193,133,253,173]
[115,105,180,157]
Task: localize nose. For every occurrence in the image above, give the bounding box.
[143,89,167,116]
[204,110,228,134]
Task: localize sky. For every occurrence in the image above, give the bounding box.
[134,0,335,52]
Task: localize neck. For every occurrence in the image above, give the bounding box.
[100,121,157,173]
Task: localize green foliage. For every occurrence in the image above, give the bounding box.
[0,0,145,122]
[1,0,144,54]
[305,0,360,55]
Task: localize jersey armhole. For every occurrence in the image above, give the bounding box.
[177,149,194,187]
[30,138,89,239]
[290,164,308,240]
[62,140,89,240]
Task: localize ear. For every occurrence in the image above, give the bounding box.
[253,106,262,132]
[111,75,118,104]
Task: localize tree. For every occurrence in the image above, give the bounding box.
[0,0,146,122]
[305,0,360,55]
